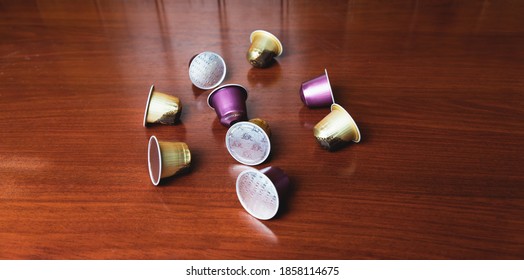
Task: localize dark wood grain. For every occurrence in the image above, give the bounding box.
[1,0,523,259]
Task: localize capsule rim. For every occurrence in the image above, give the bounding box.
[250,30,283,56]
[143,84,155,127]
[331,103,361,143]
[324,69,335,104]
[226,121,271,166]
[236,169,280,220]
[188,51,227,90]
[147,135,162,186]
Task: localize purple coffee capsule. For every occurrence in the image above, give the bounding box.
[207,84,249,127]
[236,166,290,220]
[299,69,335,108]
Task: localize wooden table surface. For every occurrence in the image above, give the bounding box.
[1,0,523,260]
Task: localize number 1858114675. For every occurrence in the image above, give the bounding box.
[279,266,339,276]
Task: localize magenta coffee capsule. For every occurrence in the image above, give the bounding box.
[226,118,271,166]
[207,84,249,127]
[143,85,182,127]
[188,51,226,90]
[313,103,361,151]
[148,136,191,186]
[236,166,290,220]
[299,69,335,108]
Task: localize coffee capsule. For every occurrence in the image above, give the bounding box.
[313,103,361,151]
[236,166,290,220]
[188,51,227,90]
[300,69,335,108]
[247,30,283,68]
[207,84,249,127]
[226,118,271,166]
[147,136,191,186]
[143,85,182,127]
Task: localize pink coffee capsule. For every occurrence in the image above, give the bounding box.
[299,69,335,108]
[236,166,290,220]
[207,84,249,127]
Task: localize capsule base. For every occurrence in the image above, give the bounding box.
[247,49,276,68]
[220,111,247,127]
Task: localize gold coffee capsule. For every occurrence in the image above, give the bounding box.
[248,118,271,137]
[313,103,361,151]
[148,136,191,186]
[246,30,283,68]
[143,85,182,127]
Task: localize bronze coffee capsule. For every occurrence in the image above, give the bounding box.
[147,136,191,186]
[246,30,283,68]
[143,85,182,127]
[313,103,361,151]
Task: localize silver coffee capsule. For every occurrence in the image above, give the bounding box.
[225,118,271,166]
[236,166,290,220]
[188,51,226,90]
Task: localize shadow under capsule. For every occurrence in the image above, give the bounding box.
[247,60,282,87]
